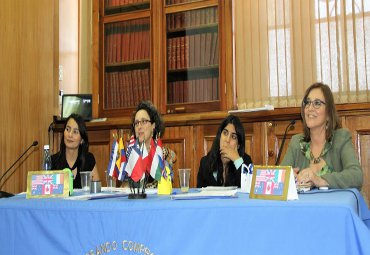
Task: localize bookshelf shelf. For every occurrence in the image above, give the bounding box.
[106,60,150,70]
[104,1,150,16]
[167,23,218,35]
[167,66,218,80]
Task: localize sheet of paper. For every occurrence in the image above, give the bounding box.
[171,189,238,200]
[199,186,238,191]
[64,191,128,200]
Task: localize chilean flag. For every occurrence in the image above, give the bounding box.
[125,136,144,182]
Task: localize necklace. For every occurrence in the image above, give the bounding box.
[310,151,321,164]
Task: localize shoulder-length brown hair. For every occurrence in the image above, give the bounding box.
[301,82,341,142]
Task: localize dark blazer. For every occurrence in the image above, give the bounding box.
[197,153,252,188]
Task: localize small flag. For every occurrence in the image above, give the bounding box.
[149,138,164,180]
[107,139,118,177]
[145,138,157,174]
[118,137,127,181]
[125,136,145,182]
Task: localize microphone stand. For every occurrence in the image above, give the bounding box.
[0,141,38,198]
[275,120,296,165]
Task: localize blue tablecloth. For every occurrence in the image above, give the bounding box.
[0,189,369,255]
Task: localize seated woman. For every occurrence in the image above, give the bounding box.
[130,100,165,187]
[197,115,253,188]
[51,113,99,188]
[281,82,363,189]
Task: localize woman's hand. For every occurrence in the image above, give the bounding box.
[297,160,329,188]
[297,168,315,188]
[220,146,240,162]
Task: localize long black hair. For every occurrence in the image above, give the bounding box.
[55,113,90,171]
[207,115,245,185]
[131,101,165,139]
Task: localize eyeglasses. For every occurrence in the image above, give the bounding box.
[133,119,151,128]
[303,99,326,109]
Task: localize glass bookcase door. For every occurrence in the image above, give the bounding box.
[166,6,220,113]
[103,17,151,112]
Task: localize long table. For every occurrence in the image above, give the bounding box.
[0,189,369,255]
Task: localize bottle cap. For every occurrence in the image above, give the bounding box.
[44,144,50,150]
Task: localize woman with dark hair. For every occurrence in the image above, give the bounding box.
[197,115,252,188]
[129,101,165,187]
[281,82,363,189]
[131,100,165,150]
[51,113,99,188]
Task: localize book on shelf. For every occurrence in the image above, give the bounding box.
[194,34,201,67]
[119,71,124,108]
[167,38,173,70]
[200,33,206,66]
[204,32,212,66]
[185,35,189,68]
[188,35,195,68]
[213,32,219,64]
[116,23,122,63]
[130,20,137,61]
[143,68,151,100]
[131,70,138,106]
[212,77,218,100]
[180,36,185,69]
[175,37,181,70]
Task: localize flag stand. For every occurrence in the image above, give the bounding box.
[128,175,148,199]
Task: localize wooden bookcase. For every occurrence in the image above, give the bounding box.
[165,1,220,113]
[95,0,233,117]
[99,0,152,117]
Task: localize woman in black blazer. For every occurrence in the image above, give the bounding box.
[197,115,252,188]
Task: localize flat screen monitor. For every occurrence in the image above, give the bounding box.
[61,94,92,121]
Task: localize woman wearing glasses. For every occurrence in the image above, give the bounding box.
[131,101,164,151]
[281,82,363,189]
[197,115,253,188]
[129,101,165,187]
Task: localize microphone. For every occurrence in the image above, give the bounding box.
[275,120,295,165]
[0,140,38,198]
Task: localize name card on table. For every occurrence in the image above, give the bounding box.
[26,169,72,199]
[249,165,298,201]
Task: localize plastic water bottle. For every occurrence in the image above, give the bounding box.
[42,145,52,170]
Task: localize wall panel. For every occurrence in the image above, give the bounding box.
[0,0,58,194]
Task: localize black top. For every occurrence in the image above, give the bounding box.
[197,153,252,188]
[51,151,96,189]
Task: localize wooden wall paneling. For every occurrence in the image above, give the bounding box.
[51,131,62,155]
[248,122,261,165]
[0,0,58,194]
[92,0,99,119]
[356,131,370,204]
[266,120,302,166]
[88,129,111,186]
[343,116,370,203]
[162,126,194,188]
[196,124,220,188]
